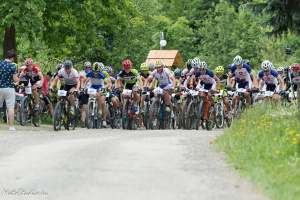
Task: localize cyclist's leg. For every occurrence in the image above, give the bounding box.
[32,85,40,108]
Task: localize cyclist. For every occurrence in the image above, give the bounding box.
[289,63,300,93]
[227,55,255,114]
[51,60,80,114]
[78,61,92,127]
[256,60,284,101]
[19,58,43,110]
[83,62,109,127]
[147,60,176,112]
[41,71,54,116]
[116,59,141,114]
[194,60,220,124]
[214,65,231,118]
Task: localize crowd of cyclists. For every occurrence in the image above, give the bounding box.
[1,54,299,131]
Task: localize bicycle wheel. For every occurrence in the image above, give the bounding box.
[195,99,204,130]
[185,101,196,130]
[87,101,95,129]
[122,100,130,129]
[53,102,63,131]
[20,97,29,126]
[149,100,160,130]
[144,103,151,129]
[206,106,215,131]
[215,103,224,128]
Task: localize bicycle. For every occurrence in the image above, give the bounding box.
[86,88,103,129]
[53,90,78,131]
[17,83,40,127]
[106,90,122,129]
[121,89,142,130]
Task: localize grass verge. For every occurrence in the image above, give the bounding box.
[215,103,300,200]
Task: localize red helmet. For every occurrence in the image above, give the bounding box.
[290,63,300,72]
[25,58,33,66]
[122,59,132,70]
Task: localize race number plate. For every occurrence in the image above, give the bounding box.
[122,89,132,96]
[292,76,300,84]
[57,90,67,97]
[154,87,163,95]
[87,88,97,95]
[25,87,32,95]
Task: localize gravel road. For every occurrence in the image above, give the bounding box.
[0,125,268,200]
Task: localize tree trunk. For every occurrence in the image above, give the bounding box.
[3,24,17,61]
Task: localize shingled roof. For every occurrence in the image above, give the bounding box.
[145,50,184,67]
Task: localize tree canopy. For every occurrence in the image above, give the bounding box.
[1,0,300,71]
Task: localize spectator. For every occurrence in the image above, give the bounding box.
[0,50,19,131]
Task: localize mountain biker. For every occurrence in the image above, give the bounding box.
[19,58,43,110]
[193,60,219,124]
[289,63,300,92]
[227,55,255,114]
[147,60,176,112]
[83,62,109,127]
[41,71,54,116]
[51,60,80,113]
[116,59,141,114]
[214,65,231,117]
[256,60,284,101]
[78,61,92,127]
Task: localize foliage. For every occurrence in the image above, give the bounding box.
[215,103,300,200]
[1,0,300,73]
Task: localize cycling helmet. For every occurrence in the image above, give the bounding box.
[105,66,113,74]
[200,61,208,69]
[155,60,164,68]
[84,61,92,68]
[140,63,149,72]
[277,66,284,73]
[261,60,273,71]
[215,66,224,74]
[191,58,201,68]
[25,58,33,66]
[148,63,155,71]
[186,59,193,70]
[233,55,243,65]
[174,68,182,78]
[243,59,250,65]
[56,63,63,71]
[98,62,105,71]
[290,63,300,72]
[64,60,73,69]
[122,59,133,70]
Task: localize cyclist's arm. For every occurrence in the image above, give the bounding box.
[75,77,80,91]
[50,75,59,89]
[38,71,44,85]
[277,76,285,90]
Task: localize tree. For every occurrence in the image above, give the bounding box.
[0,0,46,59]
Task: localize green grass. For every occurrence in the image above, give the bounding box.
[215,102,300,200]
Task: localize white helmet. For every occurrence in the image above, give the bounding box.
[200,61,208,69]
[277,66,284,73]
[191,57,201,68]
[261,60,273,71]
[233,55,243,65]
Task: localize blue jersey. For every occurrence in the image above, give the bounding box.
[258,69,278,85]
[199,69,215,85]
[86,71,106,89]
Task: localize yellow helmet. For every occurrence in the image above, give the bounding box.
[140,63,149,72]
[215,66,224,74]
[155,60,164,68]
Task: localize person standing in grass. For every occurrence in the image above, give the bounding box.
[0,50,19,131]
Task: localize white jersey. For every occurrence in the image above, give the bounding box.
[150,68,173,86]
[57,68,79,85]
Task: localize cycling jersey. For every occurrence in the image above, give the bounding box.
[196,69,216,90]
[231,64,251,84]
[86,71,106,89]
[150,68,173,89]
[117,69,139,90]
[20,64,41,85]
[57,68,79,85]
[258,69,279,85]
